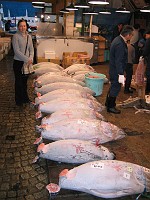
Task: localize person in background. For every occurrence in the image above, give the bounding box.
[138,29,146,57]
[111,23,123,42]
[130,24,141,64]
[105,25,134,114]
[5,20,11,31]
[12,19,34,106]
[141,30,150,94]
[124,40,135,94]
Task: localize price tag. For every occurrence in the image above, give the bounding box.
[127,166,133,173]
[91,162,104,169]
[123,172,130,180]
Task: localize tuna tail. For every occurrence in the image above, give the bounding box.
[46,183,60,196]
[33,136,43,145]
[143,167,150,192]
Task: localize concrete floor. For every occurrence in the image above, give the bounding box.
[0,53,149,200]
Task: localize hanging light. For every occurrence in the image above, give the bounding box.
[32,1,45,8]
[88,0,109,5]
[60,8,70,14]
[83,8,98,15]
[66,2,78,11]
[99,8,111,14]
[75,0,90,8]
[115,0,130,13]
[115,7,130,13]
[99,10,111,14]
[140,5,150,13]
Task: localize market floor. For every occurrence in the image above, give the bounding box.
[0,53,150,200]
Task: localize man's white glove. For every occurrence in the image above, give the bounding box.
[139,56,144,62]
[118,75,125,86]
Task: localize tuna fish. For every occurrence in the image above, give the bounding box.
[34,82,95,96]
[33,74,85,88]
[36,140,115,163]
[46,160,150,198]
[41,108,105,125]
[34,89,97,105]
[64,64,95,75]
[36,118,125,144]
[37,98,104,115]
[33,62,63,71]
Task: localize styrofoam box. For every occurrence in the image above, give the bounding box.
[45,51,56,59]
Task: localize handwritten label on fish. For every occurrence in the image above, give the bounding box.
[91,162,104,169]
[123,172,130,180]
[127,167,133,173]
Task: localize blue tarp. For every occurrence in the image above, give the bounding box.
[0,1,39,17]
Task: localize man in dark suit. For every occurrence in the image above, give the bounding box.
[142,30,150,94]
[105,25,134,114]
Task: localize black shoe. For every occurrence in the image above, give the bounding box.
[107,107,121,114]
[124,88,133,94]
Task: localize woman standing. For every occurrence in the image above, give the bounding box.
[12,19,34,106]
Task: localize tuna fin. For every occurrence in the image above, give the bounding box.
[59,169,69,177]
[37,92,41,97]
[37,143,45,153]
[33,136,43,145]
[59,169,77,180]
[36,111,42,119]
[46,183,60,196]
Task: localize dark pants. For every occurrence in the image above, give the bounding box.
[109,73,121,97]
[124,63,133,91]
[13,60,29,105]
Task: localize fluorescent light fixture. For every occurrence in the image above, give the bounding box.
[83,9,98,15]
[140,5,150,12]
[66,2,78,11]
[32,1,45,8]
[99,10,111,14]
[116,7,130,13]
[60,8,70,13]
[88,0,109,5]
[75,1,90,8]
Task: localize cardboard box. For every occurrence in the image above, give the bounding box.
[62,52,90,68]
[37,57,60,65]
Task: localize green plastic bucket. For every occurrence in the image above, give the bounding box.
[85,72,106,96]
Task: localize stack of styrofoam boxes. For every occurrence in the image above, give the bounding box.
[62,52,90,68]
[0,37,11,60]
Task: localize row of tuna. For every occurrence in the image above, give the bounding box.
[32,62,150,199]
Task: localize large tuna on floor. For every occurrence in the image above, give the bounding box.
[36,118,125,144]
[36,140,115,163]
[35,82,95,96]
[64,64,95,75]
[34,74,85,88]
[33,62,63,70]
[34,89,97,105]
[37,98,104,115]
[46,160,150,198]
[41,108,105,125]
[34,64,63,76]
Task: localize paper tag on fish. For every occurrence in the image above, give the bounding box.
[77,119,87,125]
[91,162,104,169]
[143,167,150,172]
[123,172,130,180]
[127,167,133,173]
